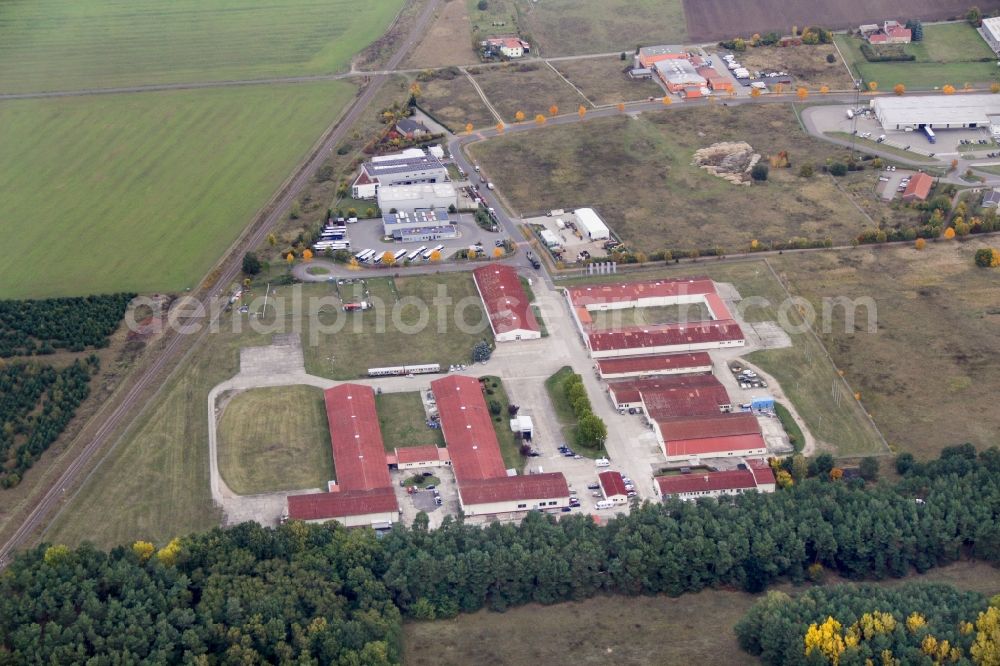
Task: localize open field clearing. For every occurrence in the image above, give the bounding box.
[217,386,332,495]
[0,82,355,298]
[469,105,870,250]
[518,0,687,57]
[836,23,1000,90]
[467,0,520,42]
[417,69,497,130]
[406,0,477,67]
[551,57,666,106]
[683,0,1000,42]
[770,241,1000,458]
[303,275,493,379]
[470,64,589,122]
[731,45,855,90]
[588,303,711,330]
[377,392,444,451]
[0,0,404,93]
[404,560,1000,665]
[560,260,886,456]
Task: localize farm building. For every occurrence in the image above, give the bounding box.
[637,45,686,68]
[654,58,707,92]
[575,207,611,240]
[901,172,934,202]
[352,151,448,199]
[872,95,1000,135]
[391,445,450,470]
[598,470,629,505]
[285,384,400,527]
[565,278,745,358]
[657,460,776,501]
[865,20,911,44]
[473,264,541,342]
[596,352,713,380]
[483,36,531,58]
[983,17,1000,53]
[432,375,570,518]
[607,373,724,411]
[377,182,457,214]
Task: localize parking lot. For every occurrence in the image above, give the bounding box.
[343,211,505,264]
[523,210,614,265]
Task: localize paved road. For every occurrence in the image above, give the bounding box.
[0,0,444,568]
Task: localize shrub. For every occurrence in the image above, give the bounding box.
[242,252,262,276]
[751,163,769,181]
[798,164,814,178]
[477,0,488,9]
[974,247,1000,267]
[828,162,847,177]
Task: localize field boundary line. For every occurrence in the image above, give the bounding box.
[544,60,596,108]
[831,35,857,86]
[762,257,891,456]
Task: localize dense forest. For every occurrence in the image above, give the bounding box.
[736,583,999,665]
[0,293,134,357]
[1,445,999,663]
[0,358,99,488]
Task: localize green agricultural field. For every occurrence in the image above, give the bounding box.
[836,23,1000,90]
[376,392,445,452]
[217,385,333,495]
[0,82,356,298]
[0,0,405,93]
[469,105,870,250]
[518,0,687,57]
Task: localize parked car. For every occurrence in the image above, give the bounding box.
[425,485,436,490]
[587,483,600,490]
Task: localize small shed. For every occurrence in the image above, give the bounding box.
[574,207,610,240]
[540,229,562,247]
[509,415,534,438]
[750,396,775,412]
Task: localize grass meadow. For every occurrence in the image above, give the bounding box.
[0,82,356,298]
[835,23,1000,90]
[217,385,333,495]
[0,0,405,93]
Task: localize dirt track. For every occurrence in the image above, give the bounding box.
[684,0,1000,42]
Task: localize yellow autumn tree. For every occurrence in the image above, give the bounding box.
[819,85,830,94]
[971,606,1000,666]
[750,87,762,98]
[267,233,277,247]
[750,239,760,250]
[830,467,844,481]
[535,113,546,125]
[496,122,505,133]
[617,102,626,112]
[804,617,846,664]
[906,612,927,634]
[43,544,72,566]
[894,83,905,96]
[992,82,1000,94]
[132,541,155,563]
[943,227,956,240]
[409,82,422,97]
[776,469,794,489]
[514,110,525,122]
[493,246,504,258]
[578,105,587,118]
[429,249,442,262]
[286,252,295,265]
[157,538,182,567]
[868,81,878,92]
[774,82,785,94]
[797,87,809,100]
[549,104,559,116]
[943,84,956,95]
[465,123,474,134]
[662,95,673,105]
[381,251,395,266]
[348,257,360,270]
[303,248,313,262]
[915,238,926,250]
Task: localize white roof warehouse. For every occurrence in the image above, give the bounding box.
[872,95,1000,132]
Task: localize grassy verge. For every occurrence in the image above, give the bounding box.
[774,402,804,453]
[402,474,440,488]
[217,385,332,494]
[543,366,602,457]
[377,392,445,452]
[825,132,937,163]
[480,376,522,469]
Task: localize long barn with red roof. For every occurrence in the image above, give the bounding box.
[473,264,541,342]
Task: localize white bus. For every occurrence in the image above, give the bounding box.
[407,246,427,261]
[393,249,408,262]
[355,249,374,262]
[422,244,445,260]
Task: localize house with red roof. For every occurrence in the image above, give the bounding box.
[656,459,776,500]
[473,264,540,342]
[483,36,531,59]
[866,20,911,44]
[285,384,400,527]
[391,445,450,470]
[432,375,570,518]
[598,471,629,504]
[901,172,934,202]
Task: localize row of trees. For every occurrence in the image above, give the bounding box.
[559,371,607,449]
[0,357,98,487]
[737,582,996,664]
[4,445,1000,662]
[0,294,134,357]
